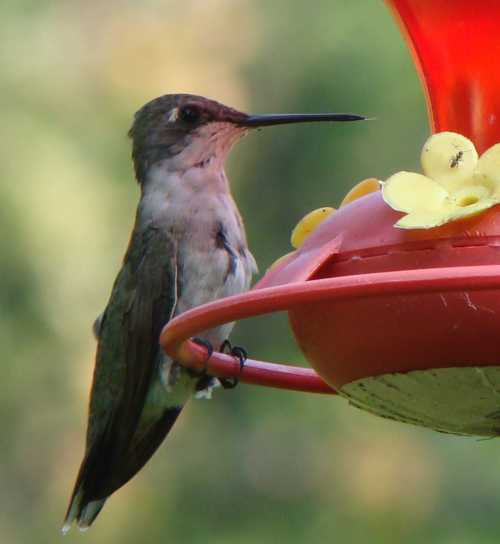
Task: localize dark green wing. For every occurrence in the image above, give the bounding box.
[72,224,178,503]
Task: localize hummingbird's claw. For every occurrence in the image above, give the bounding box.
[219,339,231,355]
[231,346,248,370]
[189,337,214,377]
[191,337,214,361]
[218,340,247,389]
[190,337,219,392]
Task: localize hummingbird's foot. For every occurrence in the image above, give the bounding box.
[189,337,214,375]
[190,337,220,396]
[191,337,214,364]
[218,340,247,389]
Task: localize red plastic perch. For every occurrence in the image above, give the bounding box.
[160,265,500,394]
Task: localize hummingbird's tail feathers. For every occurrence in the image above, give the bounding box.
[77,498,106,531]
[62,431,110,534]
[62,457,104,534]
[62,486,106,534]
[61,488,81,534]
[63,404,184,532]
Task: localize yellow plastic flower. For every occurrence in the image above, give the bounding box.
[290,207,335,248]
[268,179,381,270]
[382,132,500,229]
[340,177,380,207]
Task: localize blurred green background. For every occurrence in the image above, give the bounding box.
[3,1,500,543]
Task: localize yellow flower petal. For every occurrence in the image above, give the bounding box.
[471,172,498,197]
[421,132,478,191]
[383,172,448,213]
[395,210,452,229]
[340,178,380,207]
[291,207,335,249]
[476,143,500,194]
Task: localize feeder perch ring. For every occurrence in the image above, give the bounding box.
[160,264,500,394]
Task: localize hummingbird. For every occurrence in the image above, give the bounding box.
[63,94,366,532]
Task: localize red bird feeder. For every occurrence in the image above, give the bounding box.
[161,0,500,437]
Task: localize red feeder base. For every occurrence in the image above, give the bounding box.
[161,0,500,437]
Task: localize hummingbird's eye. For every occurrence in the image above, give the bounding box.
[179,105,201,124]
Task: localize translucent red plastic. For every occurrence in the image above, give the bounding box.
[386,0,500,153]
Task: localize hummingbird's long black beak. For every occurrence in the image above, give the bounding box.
[239,112,367,127]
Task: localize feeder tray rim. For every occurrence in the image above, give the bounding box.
[160,264,500,395]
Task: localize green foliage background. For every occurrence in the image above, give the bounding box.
[2,1,500,543]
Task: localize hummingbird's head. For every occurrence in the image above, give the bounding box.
[129,94,250,183]
[129,93,366,183]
